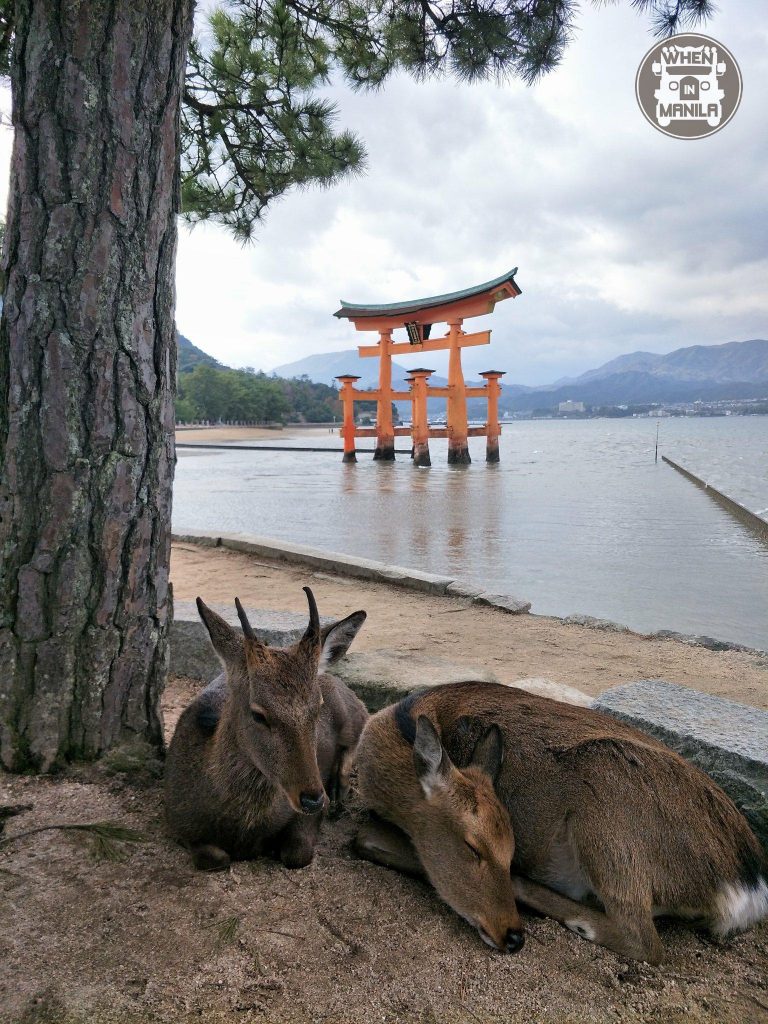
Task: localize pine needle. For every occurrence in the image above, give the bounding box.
[0,820,145,861]
[219,914,241,945]
[204,914,242,947]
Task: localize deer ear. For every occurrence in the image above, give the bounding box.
[470,724,504,785]
[413,716,452,798]
[319,610,366,671]
[196,597,244,670]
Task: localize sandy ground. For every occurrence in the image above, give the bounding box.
[2,545,766,1023]
[2,754,767,1024]
[171,543,768,710]
[176,425,338,443]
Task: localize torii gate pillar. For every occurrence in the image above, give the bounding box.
[480,370,505,463]
[446,319,470,465]
[337,375,360,463]
[409,368,433,467]
[374,329,395,461]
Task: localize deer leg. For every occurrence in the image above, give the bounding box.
[277,812,323,869]
[512,877,664,965]
[328,747,356,807]
[191,843,231,872]
[355,818,424,878]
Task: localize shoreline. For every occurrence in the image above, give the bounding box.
[175,423,339,443]
[171,529,766,659]
[170,534,768,711]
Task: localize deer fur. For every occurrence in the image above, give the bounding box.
[165,588,368,871]
[355,682,767,962]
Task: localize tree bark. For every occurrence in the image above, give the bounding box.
[0,0,195,771]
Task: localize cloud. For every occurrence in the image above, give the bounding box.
[0,4,758,387]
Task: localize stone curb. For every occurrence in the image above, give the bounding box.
[594,680,768,850]
[559,614,766,657]
[172,530,532,613]
[173,533,766,655]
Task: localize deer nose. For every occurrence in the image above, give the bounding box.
[299,791,325,815]
[504,929,525,954]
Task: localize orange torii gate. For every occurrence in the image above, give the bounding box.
[333,269,520,465]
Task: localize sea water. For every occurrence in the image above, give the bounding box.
[174,416,768,649]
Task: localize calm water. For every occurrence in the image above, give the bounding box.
[174,417,768,650]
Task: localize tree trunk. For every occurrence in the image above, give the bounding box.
[0,0,195,771]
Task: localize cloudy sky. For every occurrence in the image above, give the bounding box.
[2,2,766,385]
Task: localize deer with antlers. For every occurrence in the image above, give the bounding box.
[165,588,367,870]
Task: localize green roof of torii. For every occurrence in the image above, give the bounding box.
[334,268,520,320]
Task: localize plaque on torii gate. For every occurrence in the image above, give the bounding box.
[333,268,520,464]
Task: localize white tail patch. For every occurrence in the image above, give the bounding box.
[712,876,768,937]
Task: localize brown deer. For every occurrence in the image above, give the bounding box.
[355,682,767,963]
[165,588,368,870]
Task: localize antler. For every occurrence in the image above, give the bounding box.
[301,586,321,647]
[234,597,256,640]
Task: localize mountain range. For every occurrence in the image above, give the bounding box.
[552,339,768,386]
[273,338,768,413]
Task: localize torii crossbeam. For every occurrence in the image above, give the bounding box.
[333,269,520,464]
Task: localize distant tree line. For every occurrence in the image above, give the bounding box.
[175,365,343,424]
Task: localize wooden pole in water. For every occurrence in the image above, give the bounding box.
[655,420,660,464]
[336,375,360,463]
[446,319,470,464]
[480,370,505,463]
[374,329,395,461]
[410,368,433,467]
[405,376,415,459]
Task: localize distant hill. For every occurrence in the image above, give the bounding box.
[273,349,411,389]
[555,339,768,386]
[177,333,224,373]
[503,338,768,412]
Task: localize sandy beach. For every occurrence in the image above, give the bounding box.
[176,424,338,443]
[170,541,768,710]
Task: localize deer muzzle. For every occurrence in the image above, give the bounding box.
[299,790,327,815]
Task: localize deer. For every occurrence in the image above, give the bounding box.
[355,681,767,963]
[165,587,368,871]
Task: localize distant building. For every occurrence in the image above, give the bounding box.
[558,400,585,414]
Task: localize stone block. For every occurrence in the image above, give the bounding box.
[172,530,221,547]
[474,592,532,614]
[561,614,630,633]
[650,630,754,653]
[446,580,485,600]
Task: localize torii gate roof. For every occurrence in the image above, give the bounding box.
[334,268,520,330]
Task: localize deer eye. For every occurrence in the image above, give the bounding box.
[251,709,270,728]
[464,840,482,862]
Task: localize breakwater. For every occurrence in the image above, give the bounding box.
[662,456,768,543]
